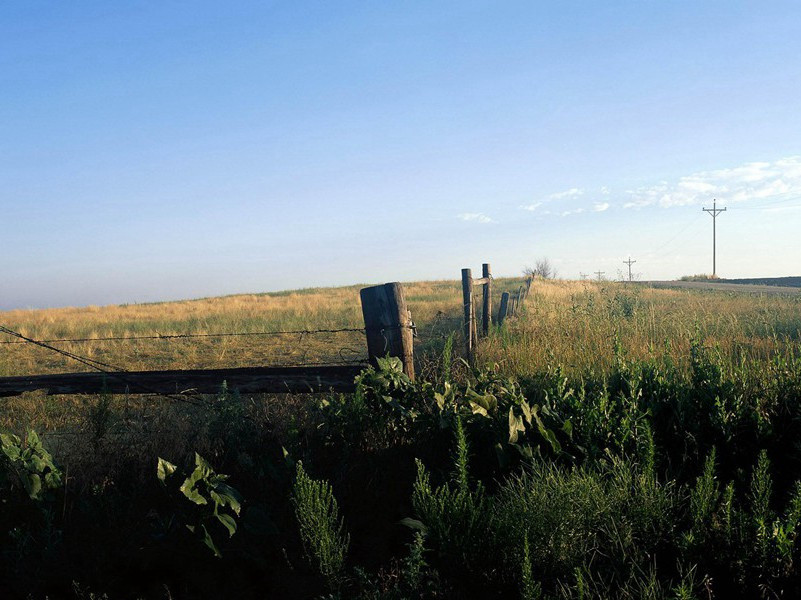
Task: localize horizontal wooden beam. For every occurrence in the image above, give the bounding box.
[472,277,490,285]
[0,365,365,398]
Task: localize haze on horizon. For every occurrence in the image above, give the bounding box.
[2,2,801,311]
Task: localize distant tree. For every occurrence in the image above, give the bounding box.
[524,258,557,280]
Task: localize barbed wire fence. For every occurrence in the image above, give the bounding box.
[0,274,525,400]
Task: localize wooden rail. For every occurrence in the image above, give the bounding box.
[0,365,365,398]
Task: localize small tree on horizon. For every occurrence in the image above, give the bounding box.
[524,257,557,280]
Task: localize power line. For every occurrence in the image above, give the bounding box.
[623,257,636,282]
[702,199,726,276]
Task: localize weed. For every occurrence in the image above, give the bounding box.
[292,461,350,588]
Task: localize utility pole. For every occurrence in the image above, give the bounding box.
[702,199,726,277]
[579,272,588,281]
[623,257,636,282]
[594,270,605,282]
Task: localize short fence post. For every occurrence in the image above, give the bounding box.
[461,268,475,362]
[360,282,415,380]
[498,291,510,326]
[482,263,492,336]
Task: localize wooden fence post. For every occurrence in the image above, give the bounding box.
[482,263,492,336]
[461,268,475,362]
[360,282,415,380]
[498,291,510,326]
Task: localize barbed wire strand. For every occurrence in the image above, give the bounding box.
[0,325,417,346]
[0,323,371,404]
[0,324,210,407]
[0,326,368,345]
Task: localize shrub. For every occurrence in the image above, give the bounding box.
[292,461,350,588]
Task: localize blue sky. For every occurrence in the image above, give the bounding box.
[2,2,801,309]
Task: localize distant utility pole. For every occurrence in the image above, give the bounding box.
[623,257,636,282]
[579,272,588,281]
[595,270,605,282]
[702,199,726,276]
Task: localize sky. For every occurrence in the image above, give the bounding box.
[2,1,801,310]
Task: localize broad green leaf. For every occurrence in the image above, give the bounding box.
[200,524,222,558]
[508,407,526,444]
[216,513,237,537]
[520,401,533,426]
[24,473,42,500]
[194,453,213,477]
[26,429,41,448]
[157,458,177,482]
[215,483,242,514]
[44,471,62,488]
[399,518,428,533]
[180,477,208,505]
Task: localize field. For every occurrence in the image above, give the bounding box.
[2,279,801,599]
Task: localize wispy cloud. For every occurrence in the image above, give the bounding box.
[550,187,584,200]
[521,188,585,212]
[624,156,801,209]
[522,187,613,217]
[458,212,495,224]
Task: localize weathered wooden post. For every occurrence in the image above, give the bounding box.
[360,282,415,380]
[482,263,492,336]
[461,268,475,362]
[498,291,510,326]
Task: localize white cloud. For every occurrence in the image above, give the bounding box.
[458,212,495,223]
[549,187,584,200]
[521,188,585,213]
[624,156,801,209]
[560,208,585,217]
[593,202,610,212]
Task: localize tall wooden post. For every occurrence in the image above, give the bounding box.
[360,282,415,380]
[498,291,510,326]
[482,263,492,336]
[461,268,475,361]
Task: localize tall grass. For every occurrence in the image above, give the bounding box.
[479,280,801,377]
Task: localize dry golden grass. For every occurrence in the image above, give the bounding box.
[478,279,801,377]
[0,278,526,377]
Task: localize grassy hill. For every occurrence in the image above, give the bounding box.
[2,279,801,598]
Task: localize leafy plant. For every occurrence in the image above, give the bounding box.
[156,453,243,558]
[1,429,62,501]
